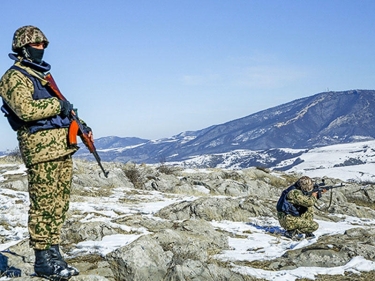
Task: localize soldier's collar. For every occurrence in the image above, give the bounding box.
[9,54,50,86]
[8,53,51,73]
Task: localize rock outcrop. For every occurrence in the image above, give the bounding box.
[1,158,375,280]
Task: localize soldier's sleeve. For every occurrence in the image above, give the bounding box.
[0,69,61,122]
[287,189,317,207]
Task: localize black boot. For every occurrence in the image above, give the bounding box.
[284,230,297,239]
[34,249,72,281]
[284,230,303,240]
[305,232,316,239]
[50,245,79,276]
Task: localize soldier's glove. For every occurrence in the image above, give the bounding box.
[80,121,93,148]
[59,100,73,118]
[82,124,92,134]
[78,120,92,135]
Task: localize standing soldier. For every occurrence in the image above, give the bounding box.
[0,25,91,280]
[276,176,326,240]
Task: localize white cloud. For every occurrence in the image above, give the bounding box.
[235,64,308,89]
[180,53,309,90]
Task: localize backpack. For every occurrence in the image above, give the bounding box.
[276,185,300,217]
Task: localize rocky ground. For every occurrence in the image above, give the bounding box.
[1,155,375,280]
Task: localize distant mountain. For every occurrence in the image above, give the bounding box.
[93,136,148,150]
[75,90,375,167]
[165,139,375,181]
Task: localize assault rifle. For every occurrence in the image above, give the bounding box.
[307,179,345,197]
[45,73,109,178]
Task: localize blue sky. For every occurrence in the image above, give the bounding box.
[1,0,375,151]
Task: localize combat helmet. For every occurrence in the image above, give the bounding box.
[295,176,313,192]
[12,25,49,52]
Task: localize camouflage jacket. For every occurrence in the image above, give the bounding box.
[286,188,317,215]
[0,59,78,166]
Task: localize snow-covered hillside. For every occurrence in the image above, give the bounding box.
[167,140,375,183]
[279,140,375,182]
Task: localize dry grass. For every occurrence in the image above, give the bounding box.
[0,147,23,164]
[122,162,146,189]
[73,159,90,175]
[157,163,182,175]
[221,170,242,181]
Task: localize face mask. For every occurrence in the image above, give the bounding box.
[24,45,44,64]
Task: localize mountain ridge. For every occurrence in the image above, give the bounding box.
[76,89,375,167]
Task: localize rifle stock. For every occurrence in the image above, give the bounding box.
[45,73,109,178]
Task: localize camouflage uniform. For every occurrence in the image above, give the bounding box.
[0,26,78,250]
[28,155,73,249]
[277,188,318,233]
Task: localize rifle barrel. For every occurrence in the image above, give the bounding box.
[308,183,345,195]
[92,150,109,178]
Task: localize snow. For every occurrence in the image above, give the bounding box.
[275,96,325,128]
[3,180,375,281]
[71,234,142,256]
[283,140,375,182]
[2,140,375,280]
[233,256,375,281]
[45,209,375,280]
[65,214,375,281]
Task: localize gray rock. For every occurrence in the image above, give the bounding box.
[61,221,122,245]
[164,259,248,281]
[153,219,229,262]
[156,196,272,221]
[2,158,375,281]
[106,235,173,281]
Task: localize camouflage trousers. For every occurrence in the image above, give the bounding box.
[277,209,319,234]
[27,155,73,250]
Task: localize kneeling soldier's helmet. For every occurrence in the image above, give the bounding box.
[296,176,313,192]
[12,25,49,52]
